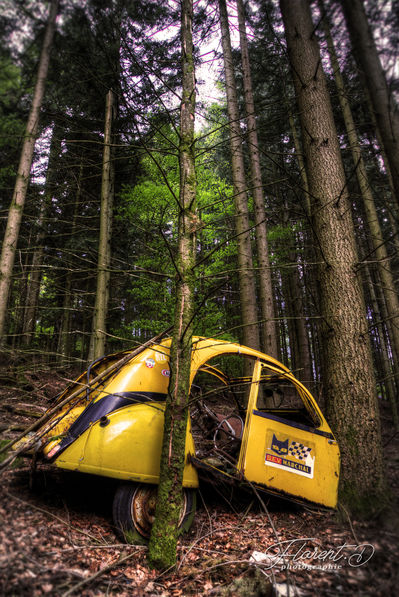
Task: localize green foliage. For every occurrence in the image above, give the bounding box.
[112,124,242,343]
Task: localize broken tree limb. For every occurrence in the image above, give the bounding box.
[0,327,172,464]
[5,404,46,418]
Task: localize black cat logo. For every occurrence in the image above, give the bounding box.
[271,434,289,455]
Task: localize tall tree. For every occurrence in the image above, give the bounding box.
[280,0,386,512]
[21,123,62,347]
[148,0,197,569]
[236,0,278,357]
[320,0,399,412]
[0,0,59,343]
[340,0,399,205]
[56,157,84,361]
[89,90,116,361]
[217,0,260,351]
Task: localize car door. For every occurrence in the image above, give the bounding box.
[238,360,340,508]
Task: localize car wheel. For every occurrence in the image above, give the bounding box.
[113,482,196,545]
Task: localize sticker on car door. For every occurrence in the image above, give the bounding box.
[265,430,315,479]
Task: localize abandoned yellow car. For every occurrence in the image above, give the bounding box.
[18,337,340,543]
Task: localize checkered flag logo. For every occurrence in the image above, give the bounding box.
[289,441,312,461]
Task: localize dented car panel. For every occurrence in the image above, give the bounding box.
[29,337,340,509]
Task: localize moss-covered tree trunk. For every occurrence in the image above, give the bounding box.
[0,0,59,343]
[280,0,386,514]
[148,0,196,569]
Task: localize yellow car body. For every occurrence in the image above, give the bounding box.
[35,337,340,509]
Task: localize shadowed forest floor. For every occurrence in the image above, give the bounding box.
[1,364,398,596]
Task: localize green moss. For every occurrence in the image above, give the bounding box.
[0,439,23,468]
[148,530,178,570]
[0,439,10,451]
[220,568,273,596]
[339,479,390,519]
[344,425,359,456]
[122,528,148,546]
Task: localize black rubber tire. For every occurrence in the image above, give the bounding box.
[113,482,196,545]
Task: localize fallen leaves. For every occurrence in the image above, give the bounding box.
[1,377,399,596]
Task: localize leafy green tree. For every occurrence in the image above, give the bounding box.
[114,123,238,343]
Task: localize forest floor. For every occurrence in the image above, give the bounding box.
[0,364,398,596]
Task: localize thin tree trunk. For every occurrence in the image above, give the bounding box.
[340,0,399,205]
[280,0,385,512]
[365,264,398,428]
[275,273,288,363]
[217,0,260,351]
[10,243,31,348]
[279,188,313,384]
[148,0,197,569]
[22,125,62,346]
[365,119,399,255]
[287,104,311,216]
[372,262,399,418]
[57,161,83,361]
[236,0,277,357]
[89,90,115,361]
[0,0,59,342]
[280,269,298,367]
[287,257,313,385]
[287,106,319,389]
[58,275,73,360]
[21,201,46,346]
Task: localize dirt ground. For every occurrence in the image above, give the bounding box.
[1,365,398,596]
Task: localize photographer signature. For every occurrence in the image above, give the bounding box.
[250,538,374,570]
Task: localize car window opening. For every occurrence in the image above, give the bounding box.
[190,356,319,471]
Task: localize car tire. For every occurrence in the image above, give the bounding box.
[113,482,196,545]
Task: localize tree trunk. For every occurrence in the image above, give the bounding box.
[321,0,399,390]
[287,104,311,216]
[88,90,115,361]
[236,0,277,357]
[280,0,386,513]
[340,0,399,205]
[218,0,260,351]
[148,0,197,569]
[275,273,289,363]
[0,0,59,343]
[57,161,83,362]
[287,255,313,385]
[10,240,31,348]
[365,264,398,429]
[371,263,399,425]
[22,125,62,346]
[287,105,319,390]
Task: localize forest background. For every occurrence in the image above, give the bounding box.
[1,0,399,593]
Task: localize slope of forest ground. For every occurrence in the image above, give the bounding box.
[0,363,398,596]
